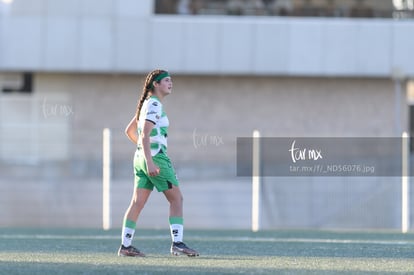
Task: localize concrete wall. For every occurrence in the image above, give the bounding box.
[0,0,414,77]
[0,73,410,229]
[1,73,403,165]
[0,0,412,230]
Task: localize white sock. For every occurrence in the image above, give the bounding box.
[121,227,135,247]
[170,224,183,243]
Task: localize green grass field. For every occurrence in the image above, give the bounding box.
[0,228,413,274]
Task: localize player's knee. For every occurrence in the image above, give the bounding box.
[131,198,146,211]
[176,192,183,203]
[170,195,183,208]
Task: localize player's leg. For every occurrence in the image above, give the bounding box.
[151,153,199,256]
[118,152,155,257]
[118,165,153,258]
[119,187,151,257]
[163,185,183,240]
[164,185,199,257]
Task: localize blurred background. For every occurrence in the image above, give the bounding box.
[0,0,413,230]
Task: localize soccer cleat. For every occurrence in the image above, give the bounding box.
[118,245,146,257]
[170,242,199,257]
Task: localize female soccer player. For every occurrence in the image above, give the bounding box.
[118,69,199,257]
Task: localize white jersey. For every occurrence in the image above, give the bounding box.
[137,96,169,156]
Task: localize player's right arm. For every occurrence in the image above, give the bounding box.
[125,116,138,144]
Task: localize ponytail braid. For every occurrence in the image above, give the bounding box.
[135,69,167,122]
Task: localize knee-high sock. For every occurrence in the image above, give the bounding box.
[169,216,183,243]
[122,219,136,247]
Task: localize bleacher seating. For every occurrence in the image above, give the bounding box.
[155,0,411,19]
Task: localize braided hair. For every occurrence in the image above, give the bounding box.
[135,69,168,122]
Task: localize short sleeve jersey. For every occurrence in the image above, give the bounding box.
[137,96,169,156]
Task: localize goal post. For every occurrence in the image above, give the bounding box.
[252,130,261,232]
[102,128,112,231]
[402,131,410,233]
[249,131,411,233]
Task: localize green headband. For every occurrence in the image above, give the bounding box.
[150,72,170,88]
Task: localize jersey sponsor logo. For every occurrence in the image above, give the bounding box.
[147,111,157,115]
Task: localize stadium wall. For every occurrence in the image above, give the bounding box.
[0,73,411,229]
[0,0,413,77]
[0,0,413,230]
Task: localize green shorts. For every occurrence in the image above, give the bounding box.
[134,150,179,192]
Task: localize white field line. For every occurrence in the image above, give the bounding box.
[0,234,413,246]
